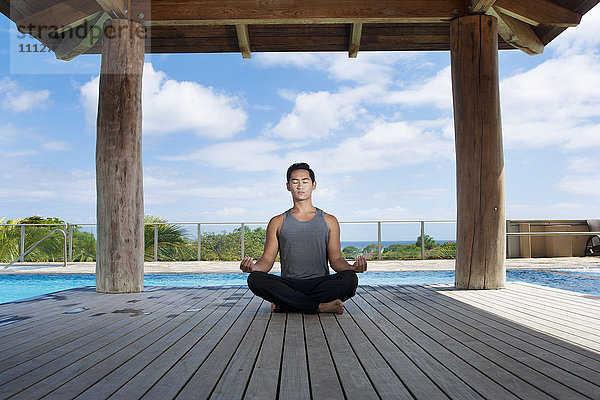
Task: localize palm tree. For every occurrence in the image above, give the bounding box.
[144,216,195,261]
[0,217,21,262]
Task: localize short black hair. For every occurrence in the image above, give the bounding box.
[286,162,315,182]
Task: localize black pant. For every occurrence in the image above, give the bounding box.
[247,270,358,314]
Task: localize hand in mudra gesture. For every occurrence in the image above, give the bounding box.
[240,256,256,273]
[350,255,367,273]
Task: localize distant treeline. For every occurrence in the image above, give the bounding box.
[1,216,456,262]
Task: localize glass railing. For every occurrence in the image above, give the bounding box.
[2,219,598,263]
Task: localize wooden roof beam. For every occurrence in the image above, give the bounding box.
[16,0,102,34]
[96,0,128,19]
[488,7,544,55]
[236,24,251,59]
[493,0,581,27]
[54,11,111,60]
[349,22,362,58]
[131,0,469,26]
[469,0,497,14]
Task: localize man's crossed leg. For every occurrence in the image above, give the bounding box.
[247,270,358,314]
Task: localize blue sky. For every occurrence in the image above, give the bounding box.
[1,9,599,241]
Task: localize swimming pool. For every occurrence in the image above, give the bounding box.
[1,269,598,304]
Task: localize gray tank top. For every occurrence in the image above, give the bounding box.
[279,208,329,279]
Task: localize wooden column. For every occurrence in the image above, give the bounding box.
[96,19,145,293]
[450,15,506,289]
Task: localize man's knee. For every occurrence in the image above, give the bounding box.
[340,270,358,288]
[337,270,358,298]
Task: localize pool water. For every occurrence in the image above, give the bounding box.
[1,269,598,304]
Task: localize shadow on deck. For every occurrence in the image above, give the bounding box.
[0,283,599,399]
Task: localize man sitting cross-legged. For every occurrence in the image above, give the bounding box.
[240,162,367,314]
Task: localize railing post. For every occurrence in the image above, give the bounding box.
[197,223,202,261]
[421,221,425,260]
[20,225,25,261]
[63,227,68,267]
[506,219,510,258]
[66,223,72,262]
[154,224,158,262]
[241,223,245,259]
[377,222,382,260]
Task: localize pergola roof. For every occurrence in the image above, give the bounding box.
[2,0,599,60]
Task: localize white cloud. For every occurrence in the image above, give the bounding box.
[0,123,18,144]
[291,119,454,174]
[41,141,72,151]
[382,66,452,110]
[550,5,600,56]
[268,90,360,140]
[566,157,600,173]
[142,64,247,138]
[79,75,99,125]
[500,54,600,150]
[163,138,288,172]
[142,166,290,221]
[255,51,417,84]
[507,202,595,220]
[347,205,413,220]
[558,157,600,196]
[79,63,248,139]
[0,149,39,158]
[558,175,600,196]
[213,207,247,218]
[0,160,95,221]
[0,78,50,112]
[169,117,453,178]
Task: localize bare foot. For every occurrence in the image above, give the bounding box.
[318,299,344,314]
[271,303,277,312]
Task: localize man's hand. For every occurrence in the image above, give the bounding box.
[240,256,256,273]
[350,255,367,273]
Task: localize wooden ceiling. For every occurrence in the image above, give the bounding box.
[2,0,598,61]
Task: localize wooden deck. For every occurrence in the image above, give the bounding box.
[0,283,599,400]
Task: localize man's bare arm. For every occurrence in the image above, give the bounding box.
[325,214,367,273]
[240,214,282,273]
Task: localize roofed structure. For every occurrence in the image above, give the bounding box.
[1,1,599,293]
[2,0,599,61]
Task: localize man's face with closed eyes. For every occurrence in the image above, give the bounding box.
[286,169,316,201]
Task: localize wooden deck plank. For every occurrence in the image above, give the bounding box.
[74,287,245,400]
[405,285,600,375]
[352,288,484,400]
[303,313,345,400]
[0,287,186,365]
[439,284,600,351]
[508,282,600,315]
[243,311,285,400]
[336,305,414,399]
[278,313,310,400]
[415,285,600,372]
[0,288,192,397]
[374,285,593,399]
[0,287,131,347]
[509,282,600,309]
[0,286,181,337]
[320,312,379,399]
[35,288,227,400]
[176,295,264,399]
[208,300,271,400]
[455,285,599,335]
[0,283,598,400]
[343,298,449,400]
[112,288,253,400]
[361,286,522,400]
[0,287,96,317]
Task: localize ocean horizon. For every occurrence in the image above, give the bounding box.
[341,240,454,249]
